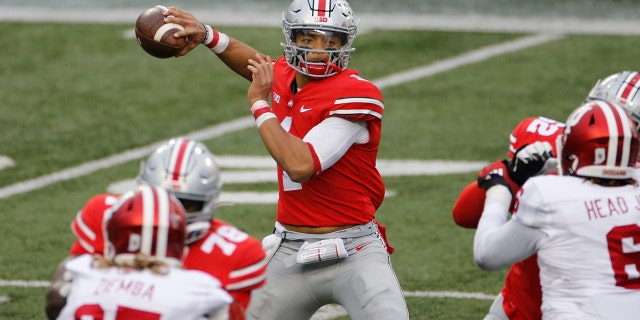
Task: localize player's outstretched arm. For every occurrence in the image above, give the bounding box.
[165,7,259,81]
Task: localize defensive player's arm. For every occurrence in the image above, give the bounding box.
[45,256,75,320]
[453,160,521,229]
[165,7,259,81]
[473,185,541,271]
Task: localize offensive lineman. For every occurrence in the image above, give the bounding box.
[57,185,232,319]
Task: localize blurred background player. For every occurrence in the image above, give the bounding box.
[585,70,640,130]
[452,70,640,320]
[55,185,232,320]
[46,137,266,320]
[163,0,409,319]
[474,100,640,319]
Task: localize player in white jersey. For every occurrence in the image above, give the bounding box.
[474,100,640,319]
[56,185,231,320]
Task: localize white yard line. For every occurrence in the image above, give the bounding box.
[2,7,640,35]
[0,30,559,199]
[0,117,254,199]
[374,33,563,88]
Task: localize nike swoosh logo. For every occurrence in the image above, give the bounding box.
[300,106,312,113]
[355,242,373,251]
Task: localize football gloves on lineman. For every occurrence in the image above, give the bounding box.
[478,141,555,192]
[507,141,555,186]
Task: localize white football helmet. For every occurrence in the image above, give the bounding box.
[138,138,223,243]
[585,70,640,128]
[282,0,358,78]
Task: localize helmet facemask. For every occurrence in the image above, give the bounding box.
[283,27,355,78]
[176,197,219,244]
[281,0,358,79]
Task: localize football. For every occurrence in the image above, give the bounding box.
[134,5,187,59]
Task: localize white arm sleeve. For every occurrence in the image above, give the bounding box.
[473,185,544,271]
[303,117,369,171]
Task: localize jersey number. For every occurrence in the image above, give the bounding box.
[200,225,249,256]
[74,304,160,320]
[607,224,640,289]
[525,117,562,136]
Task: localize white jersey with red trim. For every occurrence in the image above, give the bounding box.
[57,255,231,320]
[183,219,267,309]
[68,196,266,310]
[270,57,385,227]
[513,175,640,319]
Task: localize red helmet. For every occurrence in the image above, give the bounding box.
[105,185,187,264]
[558,100,639,179]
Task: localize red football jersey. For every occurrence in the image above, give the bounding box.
[68,194,266,313]
[270,57,385,227]
[183,220,267,309]
[501,256,542,320]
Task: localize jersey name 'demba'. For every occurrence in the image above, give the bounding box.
[93,278,155,300]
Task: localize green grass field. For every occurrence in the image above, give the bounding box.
[2,20,640,319]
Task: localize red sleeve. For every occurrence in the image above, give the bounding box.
[452,182,486,229]
[68,193,118,255]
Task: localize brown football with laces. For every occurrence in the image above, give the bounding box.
[135,5,187,58]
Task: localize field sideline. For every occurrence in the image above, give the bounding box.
[2,5,640,320]
[2,6,640,34]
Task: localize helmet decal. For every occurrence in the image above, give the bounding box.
[619,72,640,103]
[559,100,639,179]
[586,70,640,129]
[168,138,196,187]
